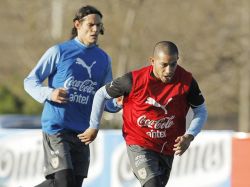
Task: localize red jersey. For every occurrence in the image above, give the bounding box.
[122,65,192,155]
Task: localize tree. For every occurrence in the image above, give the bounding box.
[0,85,24,114]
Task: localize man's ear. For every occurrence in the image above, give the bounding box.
[149,57,155,66]
[74,20,81,29]
[100,25,104,35]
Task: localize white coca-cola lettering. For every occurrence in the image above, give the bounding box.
[137,115,175,129]
[64,76,97,94]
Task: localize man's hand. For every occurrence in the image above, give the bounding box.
[173,134,194,156]
[116,96,123,106]
[50,88,69,104]
[77,128,99,145]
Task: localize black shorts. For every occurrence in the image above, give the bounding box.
[42,131,90,178]
[127,145,174,186]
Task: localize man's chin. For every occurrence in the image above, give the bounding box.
[90,37,98,42]
[161,77,172,83]
[88,38,98,45]
[87,41,97,46]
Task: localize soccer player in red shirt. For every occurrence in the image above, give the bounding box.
[78,41,208,187]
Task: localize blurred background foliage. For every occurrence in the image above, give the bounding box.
[0,0,249,131]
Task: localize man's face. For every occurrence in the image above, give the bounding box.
[75,14,103,46]
[150,52,178,83]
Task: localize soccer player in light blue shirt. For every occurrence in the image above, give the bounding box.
[24,5,120,187]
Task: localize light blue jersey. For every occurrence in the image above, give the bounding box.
[24,38,118,134]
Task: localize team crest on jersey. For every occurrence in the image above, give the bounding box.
[138,168,147,179]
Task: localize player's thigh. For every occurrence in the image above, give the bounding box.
[127,145,163,186]
[54,169,76,187]
[43,132,73,177]
[71,140,90,177]
[159,154,174,185]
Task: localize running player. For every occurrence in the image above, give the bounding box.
[79,41,208,187]
[24,5,121,187]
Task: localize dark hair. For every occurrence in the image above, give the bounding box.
[70,5,104,39]
[153,41,179,56]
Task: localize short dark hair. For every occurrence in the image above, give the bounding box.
[70,5,104,39]
[153,41,179,56]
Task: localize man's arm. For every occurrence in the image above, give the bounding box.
[173,78,208,155]
[90,86,113,129]
[23,46,59,103]
[174,103,208,156]
[100,56,123,113]
[186,78,208,137]
[77,86,111,144]
[186,103,208,136]
[78,73,132,144]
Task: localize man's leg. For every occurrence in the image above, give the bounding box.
[127,145,174,187]
[35,169,76,187]
[143,175,169,187]
[75,175,84,187]
[35,174,54,187]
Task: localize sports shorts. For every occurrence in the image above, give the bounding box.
[42,131,90,178]
[127,144,174,186]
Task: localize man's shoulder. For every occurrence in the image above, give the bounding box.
[131,66,152,85]
[176,65,191,74]
[54,39,76,52]
[94,46,109,57]
[176,65,192,78]
[175,65,193,85]
[58,39,75,46]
